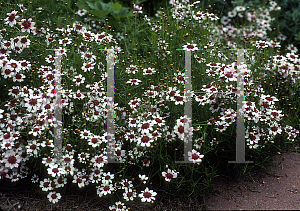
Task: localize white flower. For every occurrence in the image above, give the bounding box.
[188,149,204,163]
[143,67,157,75]
[4,150,20,169]
[121,179,134,190]
[26,140,41,156]
[72,174,86,188]
[221,16,230,25]
[142,158,150,167]
[138,120,155,134]
[47,191,61,204]
[34,7,43,13]
[78,152,90,163]
[278,34,287,41]
[91,154,108,168]
[139,174,148,184]
[77,9,87,16]
[287,44,298,53]
[126,78,142,86]
[174,122,193,142]
[73,74,85,86]
[40,178,53,191]
[176,115,192,126]
[42,157,57,168]
[114,201,127,210]
[102,172,114,184]
[228,10,237,18]
[97,183,114,197]
[137,132,153,147]
[125,65,139,74]
[79,129,91,140]
[123,188,137,201]
[9,171,19,182]
[235,6,246,12]
[19,18,35,33]
[238,12,244,18]
[109,205,117,211]
[59,37,72,46]
[133,4,143,14]
[269,1,277,7]
[13,73,25,82]
[31,174,39,183]
[255,41,268,48]
[24,97,42,112]
[47,163,64,178]
[4,10,18,27]
[0,109,4,119]
[18,4,27,12]
[162,169,179,182]
[88,135,102,148]
[81,62,95,72]
[182,43,198,51]
[138,187,157,203]
[209,13,219,21]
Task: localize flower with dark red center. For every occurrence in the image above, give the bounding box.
[183,43,198,51]
[4,10,18,27]
[5,151,20,169]
[19,18,35,33]
[138,187,157,202]
[188,149,204,163]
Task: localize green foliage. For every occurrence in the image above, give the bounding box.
[212,0,300,48]
[197,0,228,12]
[76,0,134,32]
[275,0,300,46]
[1,1,300,209]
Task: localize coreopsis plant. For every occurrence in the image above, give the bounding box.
[162,168,179,182]
[0,0,299,210]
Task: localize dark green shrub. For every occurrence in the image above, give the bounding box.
[75,0,135,33]
[273,0,300,48]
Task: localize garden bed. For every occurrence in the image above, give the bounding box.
[1,0,300,210]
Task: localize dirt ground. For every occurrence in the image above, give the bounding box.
[205,150,300,210]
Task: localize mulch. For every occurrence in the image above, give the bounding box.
[1,148,300,210]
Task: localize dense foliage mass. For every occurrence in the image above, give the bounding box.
[0,0,299,210]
